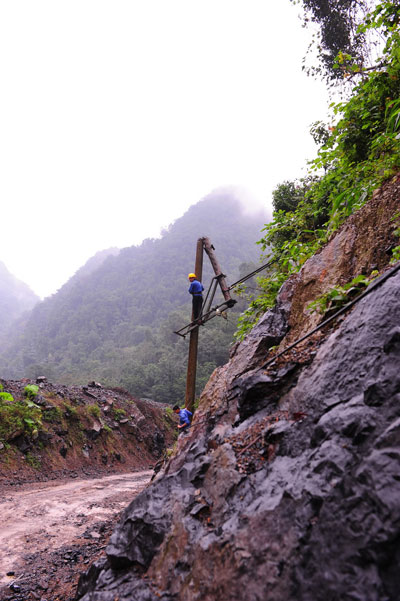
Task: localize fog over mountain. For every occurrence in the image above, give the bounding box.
[0,189,270,402]
[0,261,40,334]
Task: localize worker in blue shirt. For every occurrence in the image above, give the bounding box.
[188,272,204,321]
[173,405,192,432]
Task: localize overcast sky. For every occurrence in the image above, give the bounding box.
[0,1,329,299]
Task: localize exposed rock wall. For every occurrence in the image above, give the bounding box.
[77,187,400,601]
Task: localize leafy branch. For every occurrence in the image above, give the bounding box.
[307,272,378,316]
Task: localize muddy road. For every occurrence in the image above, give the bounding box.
[0,470,152,601]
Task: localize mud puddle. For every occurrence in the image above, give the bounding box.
[0,470,152,600]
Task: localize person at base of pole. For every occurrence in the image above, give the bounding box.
[173,405,192,432]
[188,273,204,322]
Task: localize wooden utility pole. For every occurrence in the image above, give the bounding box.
[184,237,236,412]
[185,238,204,412]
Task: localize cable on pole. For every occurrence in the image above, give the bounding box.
[227,257,277,291]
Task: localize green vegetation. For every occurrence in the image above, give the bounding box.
[235,0,400,339]
[165,406,174,418]
[307,273,378,317]
[391,245,400,263]
[162,407,177,434]
[112,408,126,422]
[294,0,374,83]
[0,391,14,402]
[43,405,63,423]
[87,404,101,419]
[25,452,41,469]
[390,215,400,263]
[24,384,39,399]
[0,394,42,442]
[63,402,79,420]
[1,2,399,405]
[166,441,178,457]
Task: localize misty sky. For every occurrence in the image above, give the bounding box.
[1,1,329,299]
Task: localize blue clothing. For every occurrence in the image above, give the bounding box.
[188,280,204,296]
[179,408,192,428]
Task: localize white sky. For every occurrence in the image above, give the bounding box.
[0,0,329,299]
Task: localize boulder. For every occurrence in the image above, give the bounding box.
[85,421,103,440]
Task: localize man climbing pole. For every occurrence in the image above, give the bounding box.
[188,273,204,322]
[173,405,192,433]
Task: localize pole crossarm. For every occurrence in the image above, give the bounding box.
[173,299,235,338]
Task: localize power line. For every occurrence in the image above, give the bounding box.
[228,257,276,290]
[261,260,400,370]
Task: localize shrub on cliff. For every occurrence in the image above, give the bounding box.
[24,384,39,400]
[0,394,42,441]
[236,0,400,338]
[87,404,101,419]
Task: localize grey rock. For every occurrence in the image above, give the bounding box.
[77,270,400,601]
[12,434,31,454]
[84,421,103,440]
[88,381,102,388]
[59,445,68,458]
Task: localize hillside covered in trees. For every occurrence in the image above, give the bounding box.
[0,261,39,335]
[0,189,269,403]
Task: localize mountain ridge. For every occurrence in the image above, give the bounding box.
[0,190,270,400]
[0,261,40,334]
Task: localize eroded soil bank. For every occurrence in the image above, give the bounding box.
[0,471,152,601]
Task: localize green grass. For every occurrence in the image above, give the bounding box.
[43,405,63,423]
[87,404,101,418]
[25,452,41,469]
[112,408,127,421]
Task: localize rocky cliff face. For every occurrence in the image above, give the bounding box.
[77,179,400,601]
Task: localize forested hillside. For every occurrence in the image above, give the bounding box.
[0,261,39,334]
[0,189,269,402]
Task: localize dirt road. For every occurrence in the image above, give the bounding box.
[0,470,152,601]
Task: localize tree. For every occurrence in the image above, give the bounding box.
[272,180,309,213]
[292,0,381,82]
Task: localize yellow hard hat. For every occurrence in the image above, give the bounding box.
[188,273,196,279]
